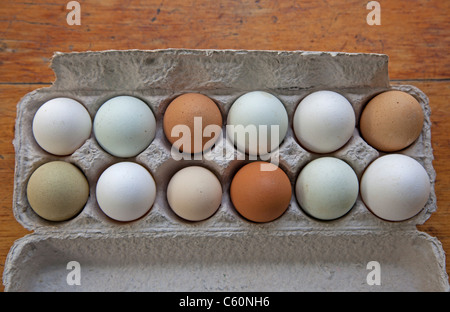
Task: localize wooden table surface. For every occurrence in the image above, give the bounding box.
[0,0,449,292]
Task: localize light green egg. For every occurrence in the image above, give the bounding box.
[295,157,359,221]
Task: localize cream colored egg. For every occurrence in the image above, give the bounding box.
[167,166,222,221]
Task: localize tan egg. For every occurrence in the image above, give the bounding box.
[163,93,223,154]
[230,161,292,223]
[360,90,424,152]
[26,161,89,222]
[167,166,222,222]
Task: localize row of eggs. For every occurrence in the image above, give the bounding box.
[27,88,429,224]
[26,153,431,224]
[32,89,425,159]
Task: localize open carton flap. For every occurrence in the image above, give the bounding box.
[4,231,449,291]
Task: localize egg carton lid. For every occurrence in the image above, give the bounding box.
[4,230,449,291]
[5,49,448,291]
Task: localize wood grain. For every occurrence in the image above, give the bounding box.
[0,0,449,292]
[0,85,35,293]
[1,0,449,83]
[408,81,450,281]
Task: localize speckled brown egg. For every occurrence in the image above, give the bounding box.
[230,161,292,223]
[359,90,424,152]
[163,93,223,154]
[26,161,89,222]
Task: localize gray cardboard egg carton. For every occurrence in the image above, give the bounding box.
[4,49,449,291]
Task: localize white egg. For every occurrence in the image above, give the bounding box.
[167,166,222,221]
[293,90,355,153]
[96,162,156,222]
[295,157,359,221]
[226,91,288,156]
[32,97,92,155]
[360,154,431,222]
[93,96,156,158]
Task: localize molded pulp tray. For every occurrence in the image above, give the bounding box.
[4,49,449,291]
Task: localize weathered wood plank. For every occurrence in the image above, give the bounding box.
[0,0,449,83]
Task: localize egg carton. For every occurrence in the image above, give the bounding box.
[4,49,449,291]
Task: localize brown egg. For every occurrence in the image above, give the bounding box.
[26,161,89,222]
[230,161,292,223]
[360,90,424,152]
[163,93,223,154]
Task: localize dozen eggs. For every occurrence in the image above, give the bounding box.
[27,89,430,223]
